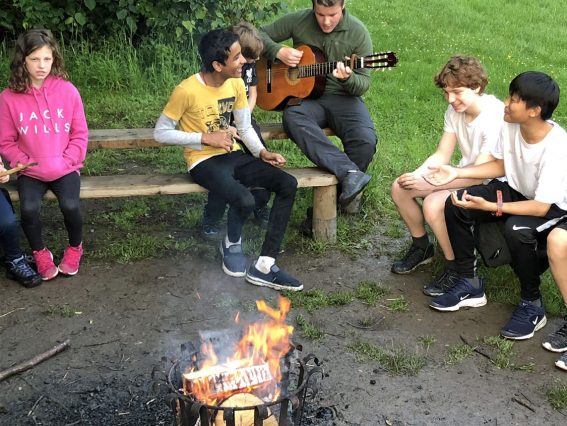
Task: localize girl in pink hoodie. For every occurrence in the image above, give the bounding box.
[0,29,88,281]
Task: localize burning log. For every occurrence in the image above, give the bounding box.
[183,361,273,400]
[213,393,278,426]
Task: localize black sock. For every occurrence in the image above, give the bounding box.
[411,234,429,250]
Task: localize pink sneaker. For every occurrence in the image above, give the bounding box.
[32,248,59,281]
[58,244,83,276]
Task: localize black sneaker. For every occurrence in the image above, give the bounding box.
[500,300,547,340]
[391,243,434,274]
[253,206,270,229]
[245,264,303,292]
[201,214,220,240]
[219,240,247,277]
[542,317,567,352]
[338,171,371,206]
[423,268,460,296]
[5,255,42,288]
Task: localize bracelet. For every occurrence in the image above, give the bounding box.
[495,190,503,217]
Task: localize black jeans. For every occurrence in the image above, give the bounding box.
[445,179,567,301]
[191,151,297,258]
[17,172,83,251]
[204,117,271,223]
[283,94,377,181]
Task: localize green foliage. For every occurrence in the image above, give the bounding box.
[1,0,288,46]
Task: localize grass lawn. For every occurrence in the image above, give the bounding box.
[1,0,566,313]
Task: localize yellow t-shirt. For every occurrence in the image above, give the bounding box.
[162,74,249,168]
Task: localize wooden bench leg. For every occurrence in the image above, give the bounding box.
[312,185,337,243]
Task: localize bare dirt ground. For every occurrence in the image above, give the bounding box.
[2,228,567,426]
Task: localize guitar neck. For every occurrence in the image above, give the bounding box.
[297,59,364,78]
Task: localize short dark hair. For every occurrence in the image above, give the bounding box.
[198,29,239,73]
[434,55,488,94]
[312,0,344,7]
[509,71,560,120]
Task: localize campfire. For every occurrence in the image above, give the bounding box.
[184,297,293,405]
[167,296,324,426]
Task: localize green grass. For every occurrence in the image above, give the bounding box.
[547,382,567,410]
[348,341,427,376]
[295,314,326,340]
[43,304,81,318]
[2,0,566,314]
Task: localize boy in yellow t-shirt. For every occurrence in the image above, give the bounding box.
[154,29,302,292]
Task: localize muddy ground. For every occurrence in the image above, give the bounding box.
[1,214,567,426]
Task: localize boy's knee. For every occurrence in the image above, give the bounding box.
[548,228,567,258]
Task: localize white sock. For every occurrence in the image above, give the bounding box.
[255,256,275,274]
[224,235,241,248]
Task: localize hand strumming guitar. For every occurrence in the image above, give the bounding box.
[277,47,304,67]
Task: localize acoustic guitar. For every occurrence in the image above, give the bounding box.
[256,45,398,111]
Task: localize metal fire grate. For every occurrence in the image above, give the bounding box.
[167,343,323,426]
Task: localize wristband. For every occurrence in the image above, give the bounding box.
[495,190,503,217]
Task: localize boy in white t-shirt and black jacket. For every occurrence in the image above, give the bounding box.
[423,71,567,341]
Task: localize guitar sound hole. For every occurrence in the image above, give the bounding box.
[287,67,300,82]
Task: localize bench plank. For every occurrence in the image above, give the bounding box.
[3,168,337,200]
[88,125,335,150]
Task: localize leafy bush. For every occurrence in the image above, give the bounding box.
[1,0,287,45]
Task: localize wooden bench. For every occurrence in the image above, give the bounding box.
[4,124,339,243]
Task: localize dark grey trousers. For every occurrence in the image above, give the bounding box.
[282,94,377,181]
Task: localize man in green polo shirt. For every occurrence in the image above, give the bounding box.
[259,0,377,213]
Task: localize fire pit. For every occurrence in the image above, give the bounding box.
[166,297,324,426]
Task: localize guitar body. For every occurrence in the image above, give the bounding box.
[256,45,327,111]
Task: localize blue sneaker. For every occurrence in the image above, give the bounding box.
[5,255,42,288]
[429,277,487,312]
[219,240,246,277]
[245,264,303,292]
[500,300,547,340]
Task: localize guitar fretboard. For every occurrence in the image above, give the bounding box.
[298,60,364,78]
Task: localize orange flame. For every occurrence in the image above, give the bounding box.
[183,296,293,405]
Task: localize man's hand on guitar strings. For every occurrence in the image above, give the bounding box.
[333,60,352,80]
[277,47,304,67]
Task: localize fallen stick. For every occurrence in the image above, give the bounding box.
[0,339,70,383]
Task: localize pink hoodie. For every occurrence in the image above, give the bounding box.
[0,76,88,182]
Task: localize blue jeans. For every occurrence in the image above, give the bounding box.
[0,189,23,261]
